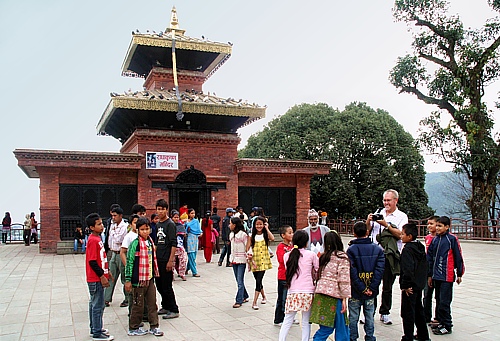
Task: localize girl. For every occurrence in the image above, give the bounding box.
[279,230,319,341]
[229,216,249,308]
[246,215,275,310]
[201,210,214,263]
[310,231,351,341]
[274,225,294,325]
[1,212,11,244]
[185,208,202,277]
[171,210,187,281]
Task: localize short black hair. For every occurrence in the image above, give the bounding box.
[438,216,451,226]
[111,206,123,215]
[279,225,292,236]
[136,217,150,230]
[131,203,146,214]
[156,199,168,209]
[427,215,440,223]
[403,223,418,241]
[85,213,101,228]
[353,221,367,237]
[109,203,120,211]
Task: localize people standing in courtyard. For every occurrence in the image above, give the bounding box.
[347,222,385,341]
[210,208,221,254]
[1,212,10,244]
[171,210,187,281]
[201,210,214,263]
[309,231,351,341]
[154,199,180,319]
[124,217,163,337]
[85,212,114,341]
[246,215,274,310]
[366,189,407,325]
[218,208,234,267]
[278,230,318,341]
[185,208,202,277]
[424,215,439,325]
[399,223,430,341]
[120,214,140,312]
[30,212,38,244]
[23,213,31,246]
[427,216,464,335]
[104,206,128,307]
[229,216,249,308]
[303,209,330,255]
[274,225,294,326]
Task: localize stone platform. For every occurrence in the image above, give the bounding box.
[0,236,498,340]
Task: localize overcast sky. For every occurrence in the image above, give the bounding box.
[0,0,498,223]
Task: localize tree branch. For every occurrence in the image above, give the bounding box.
[419,52,452,70]
[475,34,500,72]
[400,86,456,114]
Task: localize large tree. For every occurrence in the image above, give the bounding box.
[240,102,433,219]
[390,0,500,229]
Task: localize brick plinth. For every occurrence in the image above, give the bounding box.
[38,168,60,253]
[144,67,205,92]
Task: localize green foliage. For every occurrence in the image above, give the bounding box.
[391,0,500,222]
[240,102,433,219]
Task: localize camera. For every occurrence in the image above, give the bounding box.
[371,208,384,221]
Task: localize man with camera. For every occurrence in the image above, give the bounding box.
[366,189,408,325]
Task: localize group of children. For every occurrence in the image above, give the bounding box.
[268,215,464,341]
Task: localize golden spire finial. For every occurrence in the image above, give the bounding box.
[166,6,185,35]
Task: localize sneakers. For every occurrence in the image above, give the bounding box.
[149,327,164,337]
[273,322,282,326]
[432,325,452,335]
[120,300,128,307]
[162,311,180,319]
[92,333,114,340]
[157,308,170,315]
[90,329,110,336]
[127,328,148,336]
[381,314,392,325]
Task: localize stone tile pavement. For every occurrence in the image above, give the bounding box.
[0,237,499,341]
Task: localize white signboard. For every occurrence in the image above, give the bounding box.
[146,152,178,170]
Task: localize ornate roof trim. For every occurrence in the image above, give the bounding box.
[14,149,143,178]
[235,158,332,175]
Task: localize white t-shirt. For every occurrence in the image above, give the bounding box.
[369,208,408,252]
[121,231,138,249]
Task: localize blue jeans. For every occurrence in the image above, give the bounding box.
[313,299,349,341]
[74,239,86,252]
[349,298,376,341]
[88,282,104,337]
[232,263,249,304]
[274,280,287,324]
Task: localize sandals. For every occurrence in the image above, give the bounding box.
[252,304,259,310]
[261,298,267,304]
[192,274,200,277]
[232,303,242,308]
[243,299,249,303]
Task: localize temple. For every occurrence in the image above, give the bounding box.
[14,8,331,253]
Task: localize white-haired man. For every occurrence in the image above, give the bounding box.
[302,209,330,255]
[366,189,408,325]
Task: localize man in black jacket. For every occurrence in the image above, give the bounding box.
[218,208,234,267]
[399,223,429,341]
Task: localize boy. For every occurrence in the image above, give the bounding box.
[346,222,385,341]
[85,213,114,341]
[125,217,164,336]
[154,199,180,319]
[120,214,140,313]
[399,223,429,341]
[427,216,464,335]
[424,215,439,324]
[273,225,294,326]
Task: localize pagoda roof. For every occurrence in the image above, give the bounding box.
[97,89,265,143]
[122,24,232,79]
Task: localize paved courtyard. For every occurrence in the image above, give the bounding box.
[0,237,499,341]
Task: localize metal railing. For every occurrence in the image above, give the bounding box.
[1,223,40,244]
[329,218,500,242]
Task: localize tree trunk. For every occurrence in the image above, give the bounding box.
[470,176,495,238]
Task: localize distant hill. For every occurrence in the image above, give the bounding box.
[425,172,470,218]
